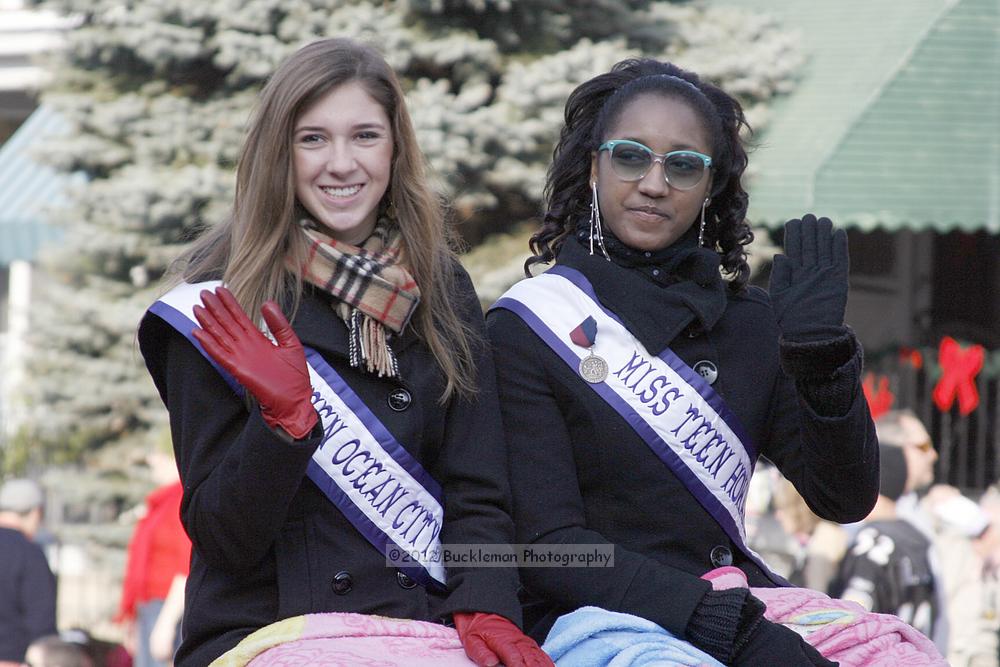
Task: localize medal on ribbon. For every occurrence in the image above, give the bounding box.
[570,316,608,383]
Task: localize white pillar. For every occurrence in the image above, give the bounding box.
[2,259,32,439]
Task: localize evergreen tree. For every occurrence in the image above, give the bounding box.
[10,0,802,468]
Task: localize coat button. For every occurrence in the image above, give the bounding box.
[388,388,411,412]
[693,360,718,385]
[331,570,353,595]
[710,545,733,568]
[397,571,417,589]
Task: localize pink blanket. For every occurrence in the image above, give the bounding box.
[212,576,948,666]
[210,613,476,667]
[702,567,947,666]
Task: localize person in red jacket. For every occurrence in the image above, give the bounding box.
[117,445,190,667]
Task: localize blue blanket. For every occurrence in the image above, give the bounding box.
[542,606,725,667]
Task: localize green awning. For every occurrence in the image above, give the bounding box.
[720,0,999,232]
[0,105,80,266]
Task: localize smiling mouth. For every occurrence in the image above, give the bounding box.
[320,184,362,198]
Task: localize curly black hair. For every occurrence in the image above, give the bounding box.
[527,58,754,291]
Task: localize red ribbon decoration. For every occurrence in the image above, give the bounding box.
[932,336,984,415]
[862,372,894,420]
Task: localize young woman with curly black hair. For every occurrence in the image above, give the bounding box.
[487,58,886,666]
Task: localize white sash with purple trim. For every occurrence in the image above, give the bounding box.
[492,266,784,584]
[148,281,447,589]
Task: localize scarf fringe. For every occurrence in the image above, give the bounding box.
[348,309,400,378]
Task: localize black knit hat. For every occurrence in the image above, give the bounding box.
[878,445,908,501]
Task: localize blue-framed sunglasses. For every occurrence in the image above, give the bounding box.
[598,140,712,191]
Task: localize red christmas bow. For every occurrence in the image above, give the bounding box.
[932,336,984,416]
[862,373,894,420]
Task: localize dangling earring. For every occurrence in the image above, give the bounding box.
[698,198,710,248]
[589,182,611,261]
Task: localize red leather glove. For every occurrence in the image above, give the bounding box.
[192,286,318,439]
[453,612,554,667]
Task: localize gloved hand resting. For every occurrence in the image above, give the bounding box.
[734,615,837,667]
[453,612,554,667]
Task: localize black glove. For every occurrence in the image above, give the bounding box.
[769,214,849,341]
[687,588,836,666]
[734,616,837,667]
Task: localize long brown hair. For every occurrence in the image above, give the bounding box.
[168,38,477,400]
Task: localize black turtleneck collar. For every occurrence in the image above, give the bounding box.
[574,215,704,283]
[556,224,728,355]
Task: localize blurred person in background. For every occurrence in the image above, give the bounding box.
[0,478,57,667]
[57,628,133,667]
[878,409,949,650]
[770,476,849,593]
[876,410,939,529]
[829,439,939,640]
[742,464,801,580]
[934,483,1000,667]
[23,635,93,667]
[115,439,189,667]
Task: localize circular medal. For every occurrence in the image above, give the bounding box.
[579,353,609,383]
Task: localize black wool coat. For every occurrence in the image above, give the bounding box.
[139,265,521,667]
[485,238,879,643]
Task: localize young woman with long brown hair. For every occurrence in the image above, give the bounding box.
[138,38,550,667]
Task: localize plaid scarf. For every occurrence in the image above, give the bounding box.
[298,218,420,378]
